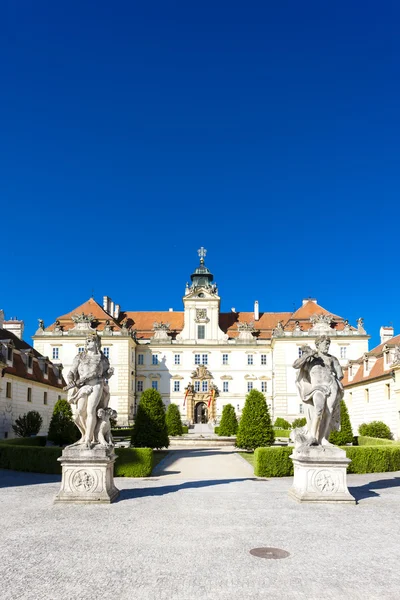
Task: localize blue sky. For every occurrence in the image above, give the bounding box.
[1,1,399,348]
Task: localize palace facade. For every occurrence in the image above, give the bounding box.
[32,250,369,427]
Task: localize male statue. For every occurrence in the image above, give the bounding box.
[292,335,343,447]
[65,333,115,449]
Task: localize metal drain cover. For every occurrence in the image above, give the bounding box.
[250,547,290,560]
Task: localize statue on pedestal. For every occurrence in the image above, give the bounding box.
[292,335,343,447]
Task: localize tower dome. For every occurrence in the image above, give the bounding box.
[190,247,215,290]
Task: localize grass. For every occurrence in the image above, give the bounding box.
[238,451,254,466]
[152,450,169,472]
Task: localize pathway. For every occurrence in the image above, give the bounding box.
[152,445,253,479]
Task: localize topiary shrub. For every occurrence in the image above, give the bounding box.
[218,404,238,436]
[47,399,79,446]
[12,411,43,438]
[255,447,294,477]
[214,427,219,435]
[292,417,307,429]
[329,400,353,445]
[359,421,393,440]
[131,388,169,449]
[274,417,291,430]
[236,389,274,450]
[166,403,183,436]
[182,426,189,434]
[114,448,153,477]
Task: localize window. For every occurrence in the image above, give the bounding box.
[197,325,205,339]
[174,381,180,392]
[261,381,267,393]
[222,354,228,365]
[152,355,158,365]
[261,354,267,365]
[78,347,84,354]
[247,382,253,392]
[223,381,229,393]
[131,350,135,364]
[44,362,48,376]
[103,347,110,358]
[298,348,303,358]
[202,380,208,392]
[386,384,391,400]
[340,347,347,359]
[365,388,369,403]
[365,359,369,373]
[349,365,353,378]
[7,346,13,362]
[137,354,144,365]
[174,354,180,365]
[299,403,304,414]
[247,355,253,366]
[202,354,208,365]
[151,381,158,390]
[43,392,48,405]
[58,395,61,401]
[6,382,11,398]
[137,381,144,392]
[195,354,201,365]
[194,381,200,392]
[27,387,32,402]
[52,348,59,360]
[28,355,33,369]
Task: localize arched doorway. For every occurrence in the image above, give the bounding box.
[194,402,208,424]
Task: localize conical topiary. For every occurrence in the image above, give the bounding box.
[132,388,169,449]
[47,399,78,446]
[166,403,183,436]
[329,400,353,445]
[218,404,238,436]
[236,389,275,450]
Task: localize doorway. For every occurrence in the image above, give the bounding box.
[194,402,207,424]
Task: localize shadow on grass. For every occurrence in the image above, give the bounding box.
[116,478,258,502]
[349,476,400,501]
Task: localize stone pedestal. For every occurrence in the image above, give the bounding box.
[288,445,355,504]
[55,445,119,504]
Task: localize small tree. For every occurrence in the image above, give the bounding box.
[329,400,353,445]
[132,388,169,449]
[47,399,78,446]
[359,421,393,440]
[292,417,307,429]
[236,389,274,450]
[166,403,183,436]
[274,417,291,430]
[218,404,238,436]
[12,411,43,438]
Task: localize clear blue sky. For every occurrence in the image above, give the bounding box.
[2,1,399,348]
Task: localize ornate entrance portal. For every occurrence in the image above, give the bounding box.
[194,402,207,424]
[184,365,219,424]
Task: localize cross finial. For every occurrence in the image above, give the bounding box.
[197,247,207,263]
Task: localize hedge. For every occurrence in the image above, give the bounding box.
[182,426,189,434]
[254,445,400,477]
[357,436,398,446]
[274,429,290,438]
[0,443,153,477]
[111,428,134,438]
[0,436,47,447]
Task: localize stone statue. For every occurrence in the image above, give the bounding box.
[95,408,117,447]
[292,335,343,447]
[65,333,115,449]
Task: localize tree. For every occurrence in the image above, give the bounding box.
[274,417,291,430]
[12,411,43,438]
[218,404,238,436]
[131,388,169,449]
[47,399,78,446]
[329,400,353,445]
[292,417,307,429]
[236,389,274,450]
[359,421,393,440]
[166,403,183,436]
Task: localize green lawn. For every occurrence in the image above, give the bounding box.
[152,450,169,472]
[238,452,254,466]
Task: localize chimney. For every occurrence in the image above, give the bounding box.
[380,326,394,345]
[0,309,4,329]
[169,308,173,312]
[103,296,110,312]
[110,301,115,317]
[114,304,120,319]
[231,307,236,313]
[254,300,259,321]
[302,298,317,306]
[4,318,24,340]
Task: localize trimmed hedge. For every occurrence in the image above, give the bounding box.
[274,417,291,430]
[114,448,153,477]
[0,443,153,477]
[0,436,47,447]
[182,426,189,434]
[254,445,400,477]
[274,429,290,438]
[358,436,397,446]
[111,428,134,438]
[214,427,219,435]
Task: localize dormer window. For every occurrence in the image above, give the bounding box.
[44,362,48,377]
[365,358,369,373]
[385,351,392,368]
[7,345,13,363]
[28,354,33,369]
[349,365,353,378]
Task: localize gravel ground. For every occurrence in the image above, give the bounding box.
[1,448,400,600]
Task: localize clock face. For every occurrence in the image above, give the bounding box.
[198,293,205,298]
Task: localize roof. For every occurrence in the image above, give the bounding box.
[343,333,400,387]
[43,297,354,341]
[0,328,65,388]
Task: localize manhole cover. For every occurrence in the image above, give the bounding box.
[250,547,290,560]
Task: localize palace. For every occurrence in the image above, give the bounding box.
[32,249,369,427]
